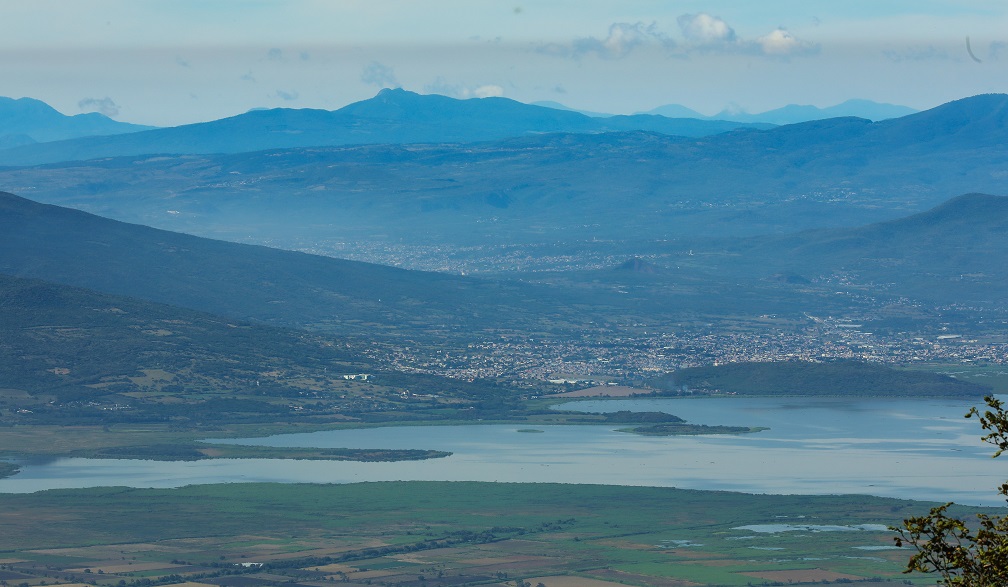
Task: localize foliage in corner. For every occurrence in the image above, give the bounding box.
[894,396,1008,586]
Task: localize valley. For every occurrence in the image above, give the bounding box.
[2,88,1008,587]
[9,3,1008,586]
[0,481,946,587]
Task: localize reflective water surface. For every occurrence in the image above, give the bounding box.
[2,397,1004,505]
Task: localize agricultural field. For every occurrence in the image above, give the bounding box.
[0,481,961,586]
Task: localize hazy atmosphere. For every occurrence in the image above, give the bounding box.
[3,2,1008,586]
[2,0,1007,125]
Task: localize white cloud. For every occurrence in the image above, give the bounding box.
[423,78,505,99]
[78,96,120,117]
[473,85,504,98]
[677,13,737,47]
[275,89,299,101]
[756,28,818,56]
[675,14,816,57]
[544,22,675,59]
[546,15,817,61]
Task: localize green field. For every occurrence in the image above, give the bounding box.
[0,481,964,586]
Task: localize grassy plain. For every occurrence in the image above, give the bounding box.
[0,423,408,457]
[0,481,960,587]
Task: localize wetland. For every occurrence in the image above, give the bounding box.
[2,396,1000,505]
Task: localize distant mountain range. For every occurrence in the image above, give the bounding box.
[530,101,616,118]
[528,98,916,124]
[5,93,1005,249]
[0,96,154,148]
[0,89,773,167]
[705,99,917,125]
[0,92,922,167]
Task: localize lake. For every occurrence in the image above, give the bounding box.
[2,396,1005,505]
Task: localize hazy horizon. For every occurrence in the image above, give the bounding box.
[2,1,1005,126]
[3,87,932,128]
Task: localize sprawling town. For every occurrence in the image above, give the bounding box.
[365,312,1007,385]
[267,238,1008,386]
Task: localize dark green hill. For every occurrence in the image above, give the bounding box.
[649,361,990,398]
[0,272,351,423]
[0,273,512,426]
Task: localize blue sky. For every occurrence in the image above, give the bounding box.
[1,1,1006,126]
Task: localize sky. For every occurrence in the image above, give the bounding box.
[1,0,1007,127]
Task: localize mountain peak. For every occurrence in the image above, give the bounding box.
[0,96,64,121]
[338,88,462,120]
[0,95,154,143]
[375,87,415,100]
[638,103,706,119]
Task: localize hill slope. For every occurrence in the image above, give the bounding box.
[0,191,566,335]
[0,273,355,422]
[730,193,1008,304]
[0,273,513,427]
[550,192,1008,318]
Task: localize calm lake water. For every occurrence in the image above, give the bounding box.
[2,397,1006,505]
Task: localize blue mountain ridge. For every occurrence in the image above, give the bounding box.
[0,89,772,167]
[0,96,155,145]
[707,99,917,124]
[2,93,1005,250]
[539,98,915,123]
